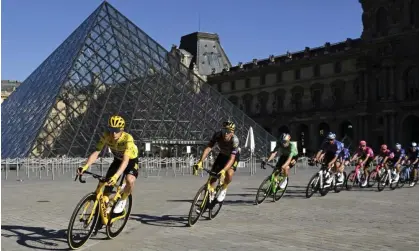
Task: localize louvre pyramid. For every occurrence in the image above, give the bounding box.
[1,2,275,158]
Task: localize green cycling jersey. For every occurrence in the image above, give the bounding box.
[272,141,298,157]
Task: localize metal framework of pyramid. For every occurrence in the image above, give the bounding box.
[1,2,275,158]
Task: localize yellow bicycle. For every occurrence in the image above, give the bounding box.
[188,168,224,227]
[67,171,132,250]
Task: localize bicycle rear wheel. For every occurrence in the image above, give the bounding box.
[274,177,288,201]
[334,172,346,193]
[255,176,272,205]
[209,186,223,219]
[188,185,207,227]
[67,193,99,250]
[106,194,133,239]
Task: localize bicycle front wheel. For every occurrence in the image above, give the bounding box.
[188,185,208,227]
[305,173,319,198]
[67,193,99,250]
[378,173,388,191]
[106,194,133,239]
[255,176,272,205]
[367,170,378,187]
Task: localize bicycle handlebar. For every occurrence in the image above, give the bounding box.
[201,168,221,177]
[74,170,107,183]
[261,162,275,169]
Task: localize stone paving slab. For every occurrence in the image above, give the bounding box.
[1,167,418,251]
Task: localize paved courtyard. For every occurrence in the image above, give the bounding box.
[1,166,419,251]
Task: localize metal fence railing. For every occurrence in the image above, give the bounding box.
[1,156,312,181]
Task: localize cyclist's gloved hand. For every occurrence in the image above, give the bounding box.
[192,161,203,176]
[77,164,89,175]
[107,174,119,186]
[261,160,266,169]
[218,169,226,179]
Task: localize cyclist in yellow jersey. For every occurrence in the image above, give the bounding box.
[77,115,139,214]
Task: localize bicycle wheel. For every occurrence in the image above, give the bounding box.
[390,177,399,190]
[209,186,223,219]
[188,185,208,227]
[334,172,346,193]
[106,194,133,239]
[255,176,273,205]
[305,173,319,198]
[378,173,388,191]
[367,170,378,187]
[345,171,356,190]
[274,176,288,201]
[67,193,99,250]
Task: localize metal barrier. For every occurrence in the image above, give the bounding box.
[1,156,318,181]
[1,157,256,181]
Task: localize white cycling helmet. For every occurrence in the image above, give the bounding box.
[412,142,417,147]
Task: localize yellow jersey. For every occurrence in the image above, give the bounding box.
[96,131,138,160]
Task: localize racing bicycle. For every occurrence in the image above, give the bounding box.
[67,171,132,250]
[188,168,224,227]
[306,159,346,198]
[255,162,289,205]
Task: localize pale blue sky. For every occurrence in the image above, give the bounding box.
[1,0,363,81]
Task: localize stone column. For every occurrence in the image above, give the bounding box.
[389,113,396,146]
[356,116,362,141]
[362,71,370,102]
[384,114,389,143]
[388,67,395,100]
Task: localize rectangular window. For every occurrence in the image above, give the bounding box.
[295,69,301,80]
[245,78,250,88]
[276,72,282,83]
[260,75,266,85]
[231,81,236,91]
[217,83,222,92]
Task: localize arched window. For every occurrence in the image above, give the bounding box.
[405,67,419,100]
[242,93,253,114]
[334,62,342,74]
[410,0,419,27]
[291,86,304,111]
[376,8,388,36]
[313,65,320,77]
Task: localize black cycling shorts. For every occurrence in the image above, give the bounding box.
[105,158,139,180]
[211,154,239,173]
[276,155,299,169]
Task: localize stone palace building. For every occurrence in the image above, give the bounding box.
[172,0,419,154]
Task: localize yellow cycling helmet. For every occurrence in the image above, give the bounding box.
[222,121,236,132]
[108,115,125,130]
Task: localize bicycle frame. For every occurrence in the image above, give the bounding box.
[199,169,224,211]
[76,172,127,226]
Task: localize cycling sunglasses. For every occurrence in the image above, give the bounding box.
[221,128,233,134]
[108,127,122,133]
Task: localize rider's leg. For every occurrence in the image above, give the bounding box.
[217,168,235,202]
[335,162,344,182]
[394,163,401,181]
[278,165,290,189]
[114,160,139,213]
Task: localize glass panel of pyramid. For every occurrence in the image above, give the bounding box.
[1,2,275,159]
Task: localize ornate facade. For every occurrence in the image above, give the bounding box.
[204,0,419,154]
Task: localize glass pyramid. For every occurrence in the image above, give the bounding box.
[1,2,275,158]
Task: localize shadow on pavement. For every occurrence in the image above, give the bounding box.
[1,225,69,250]
[130,214,189,228]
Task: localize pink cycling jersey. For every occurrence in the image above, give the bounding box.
[378,149,394,159]
[356,147,374,159]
